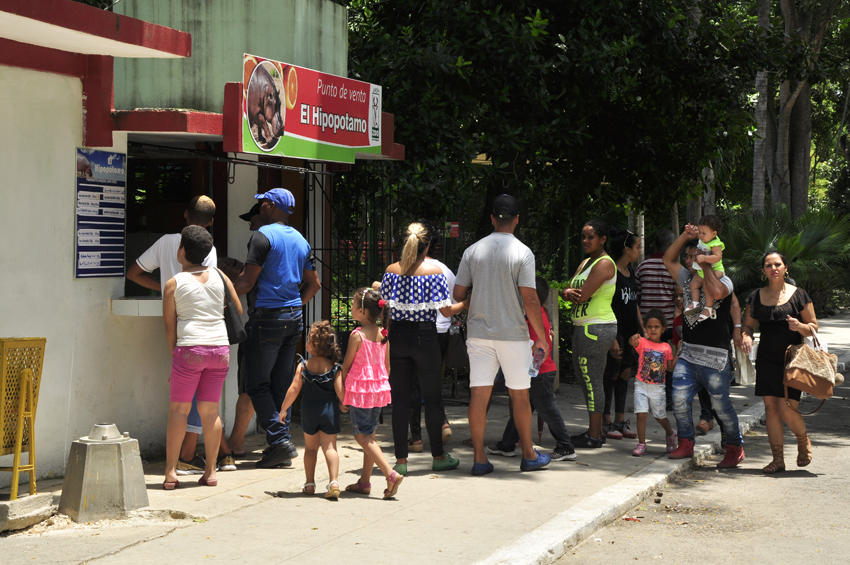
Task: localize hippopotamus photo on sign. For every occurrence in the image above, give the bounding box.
[76,153,92,178]
[247,63,284,150]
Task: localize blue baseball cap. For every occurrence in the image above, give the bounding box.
[255,188,296,214]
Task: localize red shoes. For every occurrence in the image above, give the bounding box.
[717,445,745,468]
[668,437,695,459]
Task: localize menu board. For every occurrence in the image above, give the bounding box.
[75,148,126,278]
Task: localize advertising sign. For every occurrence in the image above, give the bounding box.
[75,148,126,278]
[242,53,381,163]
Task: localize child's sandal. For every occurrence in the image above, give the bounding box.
[324,481,341,500]
[302,482,316,495]
[684,301,702,315]
[383,470,404,500]
[697,307,714,322]
[345,481,371,495]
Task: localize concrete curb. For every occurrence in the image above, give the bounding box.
[476,402,767,565]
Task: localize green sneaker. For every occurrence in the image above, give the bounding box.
[393,463,408,476]
[432,453,460,472]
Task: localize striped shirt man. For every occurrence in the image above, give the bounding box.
[635,252,677,327]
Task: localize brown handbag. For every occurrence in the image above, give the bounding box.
[784,330,839,414]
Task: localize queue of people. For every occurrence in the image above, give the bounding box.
[148,190,820,497]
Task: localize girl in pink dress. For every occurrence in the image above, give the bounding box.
[341,288,402,499]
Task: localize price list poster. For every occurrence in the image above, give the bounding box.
[75,148,126,278]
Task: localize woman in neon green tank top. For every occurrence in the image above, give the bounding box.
[562,220,618,448]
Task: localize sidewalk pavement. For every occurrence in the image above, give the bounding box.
[3,312,849,565]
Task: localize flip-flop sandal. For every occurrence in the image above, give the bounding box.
[303,482,316,495]
[162,479,180,490]
[345,481,371,495]
[383,471,404,499]
[324,481,341,500]
[198,476,218,487]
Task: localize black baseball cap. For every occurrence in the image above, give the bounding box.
[492,194,519,219]
[239,202,262,222]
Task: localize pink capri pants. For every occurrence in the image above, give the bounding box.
[169,345,230,403]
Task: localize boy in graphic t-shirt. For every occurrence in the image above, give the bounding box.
[628,309,677,457]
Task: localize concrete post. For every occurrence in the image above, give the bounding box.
[58,424,149,522]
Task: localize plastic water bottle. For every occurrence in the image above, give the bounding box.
[529,348,545,378]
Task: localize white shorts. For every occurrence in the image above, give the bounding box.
[467,337,533,390]
[634,380,666,419]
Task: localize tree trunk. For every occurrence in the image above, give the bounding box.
[789,81,812,219]
[752,0,770,213]
[752,69,769,213]
[769,79,805,210]
[687,196,702,225]
[671,201,680,236]
[702,167,716,216]
[637,211,645,263]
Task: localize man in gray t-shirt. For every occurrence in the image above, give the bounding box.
[454,194,550,475]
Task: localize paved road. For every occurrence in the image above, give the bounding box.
[562,380,850,564]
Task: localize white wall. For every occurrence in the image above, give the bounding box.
[0,66,171,487]
[221,155,259,435]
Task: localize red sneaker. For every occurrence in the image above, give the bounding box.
[668,437,695,459]
[717,445,745,468]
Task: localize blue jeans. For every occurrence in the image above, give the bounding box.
[186,395,202,434]
[243,309,303,447]
[499,371,573,449]
[672,358,742,446]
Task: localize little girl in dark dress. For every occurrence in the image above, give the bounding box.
[279,321,345,499]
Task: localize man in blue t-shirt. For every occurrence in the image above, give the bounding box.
[235,188,321,468]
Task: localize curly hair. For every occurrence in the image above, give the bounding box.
[306,320,342,363]
[354,287,389,344]
[179,225,213,264]
[698,214,723,233]
[643,308,668,329]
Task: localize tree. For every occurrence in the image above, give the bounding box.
[756,0,845,219]
[341,1,763,274]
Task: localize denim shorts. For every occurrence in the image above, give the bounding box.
[634,380,666,419]
[350,406,382,436]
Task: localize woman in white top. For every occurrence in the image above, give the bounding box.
[162,226,242,490]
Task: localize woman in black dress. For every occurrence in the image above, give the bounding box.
[741,252,818,473]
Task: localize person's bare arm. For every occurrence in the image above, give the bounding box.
[741,298,758,354]
[730,293,742,347]
[234,264,262,296]
[300,269,321,305]
[162,278,178,354]
[384,340,390,377]
[439,299,469,317]
[698,245,722,265]
[453,284,469,303]
[339,331,362,388]
[571,259,615,304]
[278,366,304,421]
[520,286,550,359]
[217,257,244,282]
[698,257,730,301]
[662,230,694,281]
[788,301,818,337]
[222,271,243,316]
[127,262,162,292]
[334,368,347,412]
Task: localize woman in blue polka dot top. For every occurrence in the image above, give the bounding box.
[380,222,469,475]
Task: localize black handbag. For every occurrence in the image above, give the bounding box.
[214,269,246,344]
